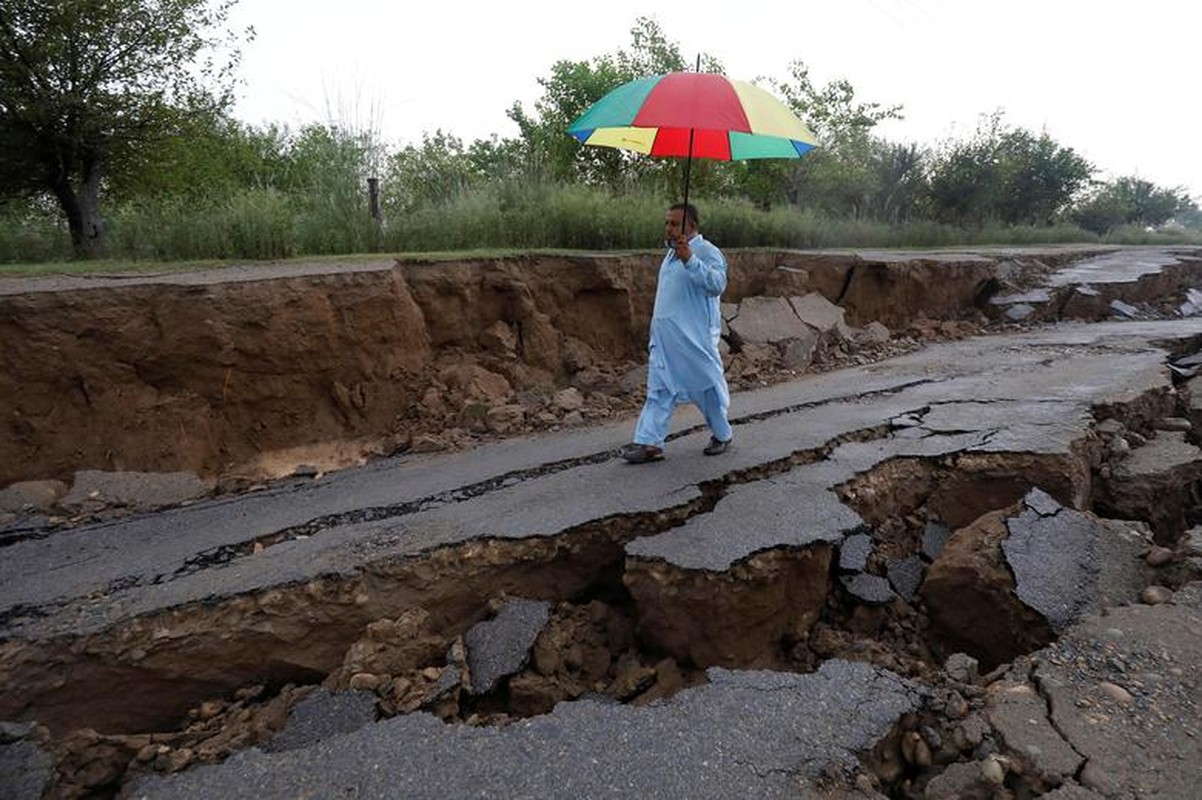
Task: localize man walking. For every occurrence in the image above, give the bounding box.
[622,202,733,463]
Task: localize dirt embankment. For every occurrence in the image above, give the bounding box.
[0,248,1099,489]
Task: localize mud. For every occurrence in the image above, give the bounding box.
[5,246,1202,798]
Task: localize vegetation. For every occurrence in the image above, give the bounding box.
[0,0,252,257]
[0,13,1198,267]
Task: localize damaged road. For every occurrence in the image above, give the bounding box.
[5,247,1202,798]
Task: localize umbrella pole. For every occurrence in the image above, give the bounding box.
[681,55,700,217]
[681,128,694,218]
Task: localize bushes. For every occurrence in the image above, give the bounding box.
[1,181,1196,267]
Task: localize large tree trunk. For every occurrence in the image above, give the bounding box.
[50,155,106,259]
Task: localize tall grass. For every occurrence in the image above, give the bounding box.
[2,182,1198,267]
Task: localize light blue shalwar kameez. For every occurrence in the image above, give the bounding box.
[633,233,733,449]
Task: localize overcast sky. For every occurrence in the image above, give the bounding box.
[226,0,1202,201]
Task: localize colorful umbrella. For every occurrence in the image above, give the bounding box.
[567,72,818,207]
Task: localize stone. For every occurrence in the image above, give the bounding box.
[560,337,595,373]
[347,673,383,692]
[479,320,517,356]
[551,387,584,412]
[838,533,873,572]
[485,404,526,434]
[1140,585,1173,605]
[945,653,980,683]
[1183,527,1202,557]
[860,321,891,343]
[1154,416,1192,432]
[980,756,1006,785]
[1098,681,1134,705]
[437,364,512,403]
[1145,546,1174,567]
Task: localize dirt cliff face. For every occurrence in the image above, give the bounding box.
[0,249,1080,488]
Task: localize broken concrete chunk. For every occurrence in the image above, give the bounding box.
[787,293,850,338]
[841,573,896,604]
[464,599,552,694]
[1005,303,1037,321]
[886,556,924,601]
[59,470,210,512]
[1103,430,1202,543]
[1109,299,1140,318]
[264,690,378,753]
[986,682,1083,782]
[1023,487,1063,517]
[0,480,68,514]
[727,296,815,344]
[1003,497,1101,633]
[838,532,873,572]
[991,289,1052,305]
[0,739,54,800]
[779,331,819,370]
[921,521,951,561]
[944,653,979,683]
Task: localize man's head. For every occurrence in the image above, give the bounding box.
[665,202,699,241]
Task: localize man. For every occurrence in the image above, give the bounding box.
[621,202,733,464]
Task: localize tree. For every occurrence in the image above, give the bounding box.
[1070,176,1196,234]
[992,128,1093,226]
[0,0,248,257]
[766,61,904,216]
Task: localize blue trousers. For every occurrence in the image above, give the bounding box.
[633,386,732,449]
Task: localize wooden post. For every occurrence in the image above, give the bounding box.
[367,177,381,224]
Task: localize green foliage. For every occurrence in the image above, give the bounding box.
[0,0,251,256]
[1069,176,1196,234]
[925,112,1094,228]
[765,60,905,219]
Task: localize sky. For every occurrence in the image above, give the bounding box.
[225,0,1202,201]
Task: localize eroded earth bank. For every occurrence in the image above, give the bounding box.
[4,245,1202,799]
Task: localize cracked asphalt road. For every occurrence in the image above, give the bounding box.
[128,661,922,800]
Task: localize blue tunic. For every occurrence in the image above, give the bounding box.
[645,233,729,407]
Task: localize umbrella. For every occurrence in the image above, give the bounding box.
[567,71,817,210]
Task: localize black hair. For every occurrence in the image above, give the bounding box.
[668,202,699,227]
